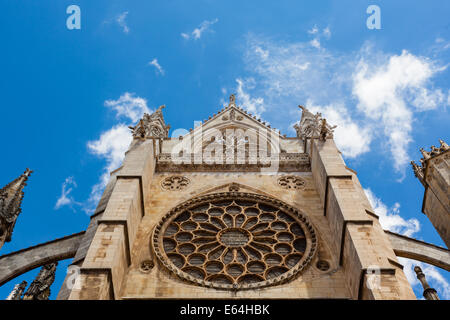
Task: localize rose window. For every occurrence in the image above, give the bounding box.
[152,192,317,290]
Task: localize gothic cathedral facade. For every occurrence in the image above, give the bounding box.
[61,96,416,300]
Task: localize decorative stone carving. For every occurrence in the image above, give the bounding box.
[411,139,449,185]
[139,260,154,273]
[6,280,27,300]
[229,94,236,106]
[294,105,336,141]
[129,105,170,139]
[222,95,244,121]
[230,109,236,121]
[156,153,310,173]
[0,168,32,249]
[23,262,58,300]
[277,176,306,190]
[152,192,317,290]
[161,176,190,191]
[410,160,425,185]
[316,260,330,272]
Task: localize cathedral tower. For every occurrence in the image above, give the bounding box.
[411,140,450,248]
[63,97,415,300]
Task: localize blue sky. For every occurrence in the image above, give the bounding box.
[0,1,449,299]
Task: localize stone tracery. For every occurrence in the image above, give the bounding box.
[161,176,190,191]
[277,176,306,190]
[152,192,317,290]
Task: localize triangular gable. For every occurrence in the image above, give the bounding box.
[181,94,283,140]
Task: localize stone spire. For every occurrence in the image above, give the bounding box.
[293,105,336,141]
[23,262,58,300]
[0,168,32,250]
[129,105,170,139]
[6,281,27,300]
[414,266,439,300]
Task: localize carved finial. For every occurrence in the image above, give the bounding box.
[6,280,27,300]
[129,106,169,139]
[0,168,33,248]
[414,266,439,300]
[430,145,440,156]
[420,148,431,160]
[410,161,425,186]
[23,262,58,300]
[439,139,449,151]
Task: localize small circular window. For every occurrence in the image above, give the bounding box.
[152,192,317,290]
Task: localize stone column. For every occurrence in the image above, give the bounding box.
[309,138,415,300]
[414,266,439,300]
[68,139,156,300]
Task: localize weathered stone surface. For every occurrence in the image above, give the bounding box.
[412,143,450,248]
[0,168,32,250]
[386,230,450,271]
[63,103,418,300]
[0,232,84,286]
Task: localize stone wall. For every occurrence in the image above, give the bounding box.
[423,151,450,247]
[121,172,350,299]
[65,134,416,300]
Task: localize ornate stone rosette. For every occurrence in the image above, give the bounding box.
[152,192,317,290]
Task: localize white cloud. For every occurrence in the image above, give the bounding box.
[364,188,420,237]
[307,25,332,49]
[54,176,80,211]
[87,125,133,207]
[235,78,265,117]
[353,50,446,173]
[235,35,448,175]
[254,46,269,60]
[148,58,165,75]
[400,258,450,300]
[308,101,372,158]
[116,11,130,34]
[104,92,150,123]
[84,93,152,212]
[308,25,319,35]
[181,18,218,40]
[310,38,320,49]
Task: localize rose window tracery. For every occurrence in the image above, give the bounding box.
[152,192,317,290]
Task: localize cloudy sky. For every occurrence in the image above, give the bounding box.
[0,1,449,299]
